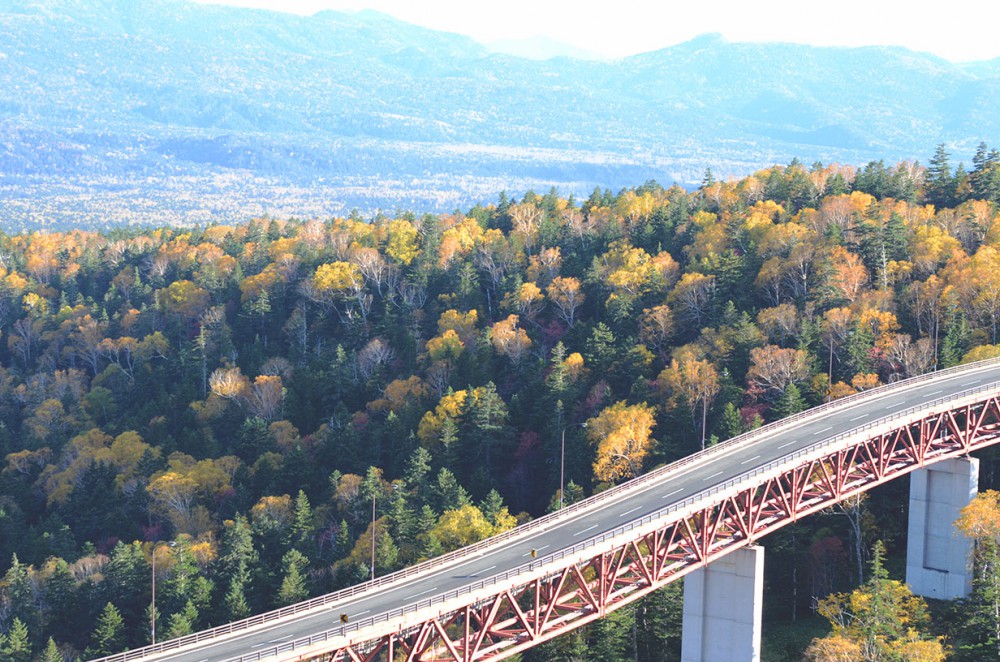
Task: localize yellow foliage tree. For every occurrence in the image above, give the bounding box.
[429,504,515,551]
[588,401,656,483]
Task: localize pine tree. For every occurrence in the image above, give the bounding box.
[430,468,470,513]
[773,383,807,420]
[290,490,315,556]
[85,604,125,658]
[276,549,309,606]
[3,555,34,630]
[38,638,62,662]
[478,490,505,527]
[373,530,399,575]
[0,618,31,662]
[104,541,148,634]
[223,576,251,621]
[925,143,955,209]
[165,600,198,639]
[721,401,744,439]
[403,446,433,499]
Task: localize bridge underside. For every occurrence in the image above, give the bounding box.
[313,396,1000,662]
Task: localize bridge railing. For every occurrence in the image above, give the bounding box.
[90,358,1000,662]
[229,374,1000,662]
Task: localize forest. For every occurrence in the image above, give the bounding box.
[3,143,1000,660]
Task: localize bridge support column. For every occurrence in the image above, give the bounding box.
[681,545,763,662]
[906,457,978,600]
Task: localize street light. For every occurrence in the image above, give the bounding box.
[150,541,175,644]
[370,492,376,581]
[560,422,587,510]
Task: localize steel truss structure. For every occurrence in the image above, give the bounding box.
[316,394,1000,662]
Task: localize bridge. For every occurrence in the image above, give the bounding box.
[94,359,1000,662]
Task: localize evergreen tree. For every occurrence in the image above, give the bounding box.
[0,618,31,662]
[165,601,198,639]
[3,556,34,632]
[276,549,309,607]
[103,541,148,637]
[290,490,316,557]
[925,143,956,209]
[941,312,972,368]
[85,604,125,659]
[721,401,745,439]
[969,141,1000,203]
[587,604,635,662]
[37,638,62,662]
[430,468,471,514]
[222,576,251,622]
[772,383,807,420]
[403,447,433,502]
[42,559,83,647]
[373,530,399,575]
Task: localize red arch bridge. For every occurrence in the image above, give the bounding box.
[94,359,1000,662]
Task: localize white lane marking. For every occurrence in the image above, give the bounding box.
[886,402,904,409]
[407,587,437,600]
[926,390,942,396]
[524,545,550,557]
[813,426,833,435]
[269,635,292,643]
[850,414,868,421]
[620,506,642,517]
[778,440,797,449]
[471,565,497,577]
[704,471,723,481]
[662,488,682,499]
[354,610,370,617]
[740,455,761,465]
[574,524,598,536]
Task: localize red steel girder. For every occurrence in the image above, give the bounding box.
[317,396,1000,662]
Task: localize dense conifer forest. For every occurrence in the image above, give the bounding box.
[4,145,1000,660]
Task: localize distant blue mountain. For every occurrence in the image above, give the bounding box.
[1,0,998,227]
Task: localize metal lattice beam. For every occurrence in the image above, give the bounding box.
[316,396,1000,662]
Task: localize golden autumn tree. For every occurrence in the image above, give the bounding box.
[659,357,720,450]
[955,490,1000,657]
[588,401,656,483]
[547,276,585,327]
[489,315,532,365]
[807,542,945,662]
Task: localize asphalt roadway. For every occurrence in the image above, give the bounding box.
[142,360,1000,662]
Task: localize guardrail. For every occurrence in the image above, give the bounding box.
[91,358,1000,662]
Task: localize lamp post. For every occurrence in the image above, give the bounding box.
[150,541,175,645]
[560,422,587,510]
[370,492,376,581]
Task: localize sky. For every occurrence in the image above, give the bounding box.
[191,0,1000,63]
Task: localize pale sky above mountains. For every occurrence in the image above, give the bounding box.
[192,0,1000,63]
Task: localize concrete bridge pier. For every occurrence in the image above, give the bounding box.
[681,545,764,662]
[906,457,978,600]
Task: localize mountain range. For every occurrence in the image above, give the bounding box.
[2,0,1000,228]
